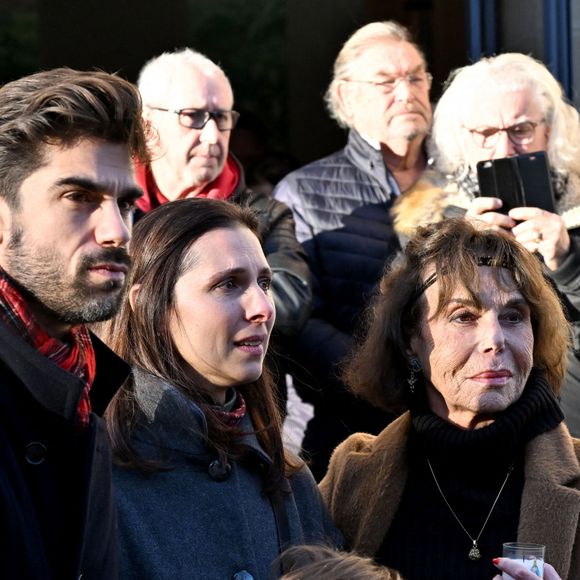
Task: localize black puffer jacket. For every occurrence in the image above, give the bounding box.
[274,130,399,478]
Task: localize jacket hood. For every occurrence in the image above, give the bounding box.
[131,367,271,465]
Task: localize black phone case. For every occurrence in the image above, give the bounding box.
[517,152,555,213]
[476,152,555,214]
[476,157,522,214]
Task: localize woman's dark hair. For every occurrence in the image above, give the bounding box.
[343,218,570,413]
[100,198,301,488]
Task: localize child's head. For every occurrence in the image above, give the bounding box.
[274,544,397,579]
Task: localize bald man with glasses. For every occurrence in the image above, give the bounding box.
[137,50,242,205]
[135,49,312,383]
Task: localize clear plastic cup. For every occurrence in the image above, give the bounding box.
[502,542,545,579]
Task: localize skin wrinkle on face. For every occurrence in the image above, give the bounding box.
[146,64,234,200]
[0,139,139,337]
[341,40,432,149]
[409,266,534,430]
[169,226,275,405]
[461,86,549,169]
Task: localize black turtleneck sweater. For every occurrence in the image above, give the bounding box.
[375,369,563,580]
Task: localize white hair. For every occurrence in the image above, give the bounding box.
[430,52,580,179]
[325,21,424,128]
[137,48,231,106]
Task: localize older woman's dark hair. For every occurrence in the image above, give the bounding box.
[101,198,298,487]
[344,218,570,413]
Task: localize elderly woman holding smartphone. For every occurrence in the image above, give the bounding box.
[320,218,580,580]
[393,52,580,436]
[100,199,340,579]
[429,53,580,271]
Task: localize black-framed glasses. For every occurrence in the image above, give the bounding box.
[466,120,544,149]
[345,71,432,94]
[148,106,240,131]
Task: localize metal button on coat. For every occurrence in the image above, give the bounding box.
[232,571,254,580]
[25,442,47,465]
[208,459,231,482]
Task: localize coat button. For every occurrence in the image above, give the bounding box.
[208,459,231,482]
[25,442,47,465]
[232,571,253,580]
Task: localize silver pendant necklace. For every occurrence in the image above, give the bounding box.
[426,458,514,561]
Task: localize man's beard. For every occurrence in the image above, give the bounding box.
[6,228,131,326]
[387,106,432,142]
[397,116,431,142]
[402,124,430,141]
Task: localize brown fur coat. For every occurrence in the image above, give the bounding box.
[320,413,580,579]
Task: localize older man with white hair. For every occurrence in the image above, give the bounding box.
[274,21,434,479]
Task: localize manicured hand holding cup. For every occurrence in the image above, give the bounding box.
[492,557,561,580]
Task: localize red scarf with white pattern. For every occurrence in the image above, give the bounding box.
[0,269,96,431]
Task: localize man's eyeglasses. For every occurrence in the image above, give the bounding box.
[466,120,544,149]
[148,107,240,131]
[345,71,432,94]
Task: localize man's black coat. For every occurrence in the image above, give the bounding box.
[0,324,128,579]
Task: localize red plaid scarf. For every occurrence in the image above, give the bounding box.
[0,269,96,431]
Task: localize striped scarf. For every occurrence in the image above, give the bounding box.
[0,269,96,431]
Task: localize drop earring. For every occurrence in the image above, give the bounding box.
[408,358,421,394]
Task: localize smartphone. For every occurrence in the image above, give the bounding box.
[476,151,555,214]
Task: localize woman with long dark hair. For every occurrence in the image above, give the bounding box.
[100,198,339,579]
